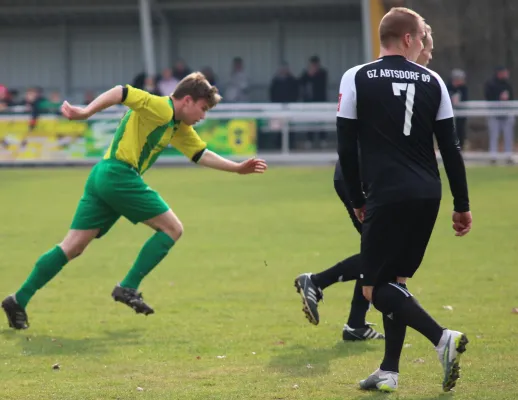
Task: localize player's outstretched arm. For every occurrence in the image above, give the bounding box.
[61,86,124,120]
[197,150,267,174]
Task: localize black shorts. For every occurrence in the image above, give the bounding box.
[360,199,440,285]
[334,178,362,235]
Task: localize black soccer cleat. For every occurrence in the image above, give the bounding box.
[342,323,385,341]
[2,295,29,330]
[111,285,154,315]
[294,273,323,325]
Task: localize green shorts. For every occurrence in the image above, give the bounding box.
[71,159,170,237]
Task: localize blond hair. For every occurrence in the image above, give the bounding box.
[422,23,433,48]
[379,7,425,48]
[172,72,222,109]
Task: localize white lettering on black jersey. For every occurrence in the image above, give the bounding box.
[336,55,456,206]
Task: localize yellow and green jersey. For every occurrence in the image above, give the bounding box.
[103,85,207,174]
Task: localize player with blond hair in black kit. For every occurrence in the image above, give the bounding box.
[294,23,434,342]
[335,8,471,392]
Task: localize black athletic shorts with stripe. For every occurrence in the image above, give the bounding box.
[360,199,440,286]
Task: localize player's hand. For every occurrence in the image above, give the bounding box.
[362,286,374,302]
[354,205,366,223]
[61,101,90,120]
[236,158,268,174]
[452,211,472,236]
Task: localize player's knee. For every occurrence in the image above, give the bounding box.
[60,241,88,260]
[372,282,412,315]
[59,229,98,260]
[160,219,183,242]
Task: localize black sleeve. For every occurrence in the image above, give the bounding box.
[434,117,470,212]
[121,86,128,103]
[191,148,207,163]
[336,116,365,209]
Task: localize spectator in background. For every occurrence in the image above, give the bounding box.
[8,89,21,106]
[173,59,191,81]
[225,57,249,103]
[269,62,298,103]
[143,76,161,96]
[0,85,10,111]
[300,56,329,149]
[447,69,468,149]
[201,66,217,87]
[157,67,179,96]
[485,66,515,164]
[41,91,62,114]
[132,72,146,90]
[24,87,47,130]
[300,55,328,102]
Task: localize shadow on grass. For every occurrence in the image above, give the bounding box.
[267,340,377,377]
[1,327,145,356]
[351,391,454,400]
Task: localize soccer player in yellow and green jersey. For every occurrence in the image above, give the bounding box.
[2,72,267,329]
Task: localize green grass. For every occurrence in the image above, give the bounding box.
[0,165,517,399]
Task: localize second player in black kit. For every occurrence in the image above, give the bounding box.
[336,7,472,394]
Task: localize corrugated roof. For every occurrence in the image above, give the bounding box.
[0,2,359,26]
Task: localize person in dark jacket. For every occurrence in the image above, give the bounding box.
[299,56,329,148]
[484,66,515,163]
[269,62,298,103]
[447,69,469,150]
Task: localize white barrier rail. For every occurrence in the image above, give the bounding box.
[0,101,516,165]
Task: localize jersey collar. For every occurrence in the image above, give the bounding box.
[168,97,179,128]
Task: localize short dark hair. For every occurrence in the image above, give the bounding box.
[173,72,222,109]
[422,24,432,48]
[379,7,425,47]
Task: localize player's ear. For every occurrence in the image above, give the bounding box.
[403,33,411,48]
[182,95,192,107]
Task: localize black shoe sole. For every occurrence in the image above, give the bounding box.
[443,334,469,392]
[294,278,319,325]
[112,295,155,316]
[2,301,28,330]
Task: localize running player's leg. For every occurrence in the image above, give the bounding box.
[310,177,362,289]
[96,160,179,315]
[2,163,119,329]
[295,167,368,326]
[331,177,385,338]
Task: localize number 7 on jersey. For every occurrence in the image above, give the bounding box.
[392,82,415,136]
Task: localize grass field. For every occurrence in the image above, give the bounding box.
[0,165,517,400]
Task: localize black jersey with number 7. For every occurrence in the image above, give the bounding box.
[336,55,469,213]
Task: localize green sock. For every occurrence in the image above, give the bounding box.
[120,231,175,290]
[15,246,69,309]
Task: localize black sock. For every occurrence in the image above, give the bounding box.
[347,280,370,328]
[311,254,361,290]
[397,295,444,346]
[379,313,406,373]
[373,282,444,347]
